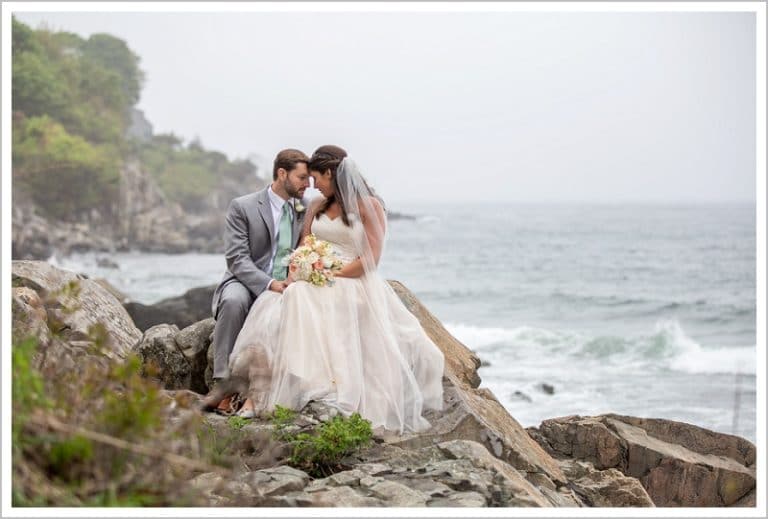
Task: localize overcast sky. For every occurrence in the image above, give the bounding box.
[12,8,757,204]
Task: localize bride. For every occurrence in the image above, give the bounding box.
[227,145,445,433]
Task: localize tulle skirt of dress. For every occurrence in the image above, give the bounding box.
[228,275,445,433]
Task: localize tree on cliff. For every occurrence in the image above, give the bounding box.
[11,18,135,222]
[11,17,262,229]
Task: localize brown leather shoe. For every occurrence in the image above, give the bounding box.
[198,376,248,413]
[199,379,228,412]
[200,393,225,412]
[216,395,233,412]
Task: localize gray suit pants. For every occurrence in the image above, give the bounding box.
[212,281,255,380]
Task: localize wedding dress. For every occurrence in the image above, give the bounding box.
[228,161,444,434]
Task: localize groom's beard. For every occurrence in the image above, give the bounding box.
[284,181,305,200]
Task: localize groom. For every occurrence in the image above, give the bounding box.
[204,148,311,410]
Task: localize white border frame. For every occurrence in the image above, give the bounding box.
[2,2,765,518]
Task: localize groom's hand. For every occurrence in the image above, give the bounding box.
[269,280,288,293]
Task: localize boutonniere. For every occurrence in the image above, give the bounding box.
[294,200,306,214]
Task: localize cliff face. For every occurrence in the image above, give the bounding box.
[11,157,266,259]
[115,159,190,253]
[10,260,757,508]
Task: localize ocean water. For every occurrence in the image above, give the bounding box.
[52,202,758,442]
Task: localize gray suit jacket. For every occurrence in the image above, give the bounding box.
[211,187,306,317]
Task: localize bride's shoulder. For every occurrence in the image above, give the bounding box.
[357,196,384,211]
[358,196,386,228]
[307,198,325,217]
[358,196,385,223]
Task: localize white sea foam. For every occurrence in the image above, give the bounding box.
[445,319,756,376]
[444,322,523,349]
[654,319,756,375]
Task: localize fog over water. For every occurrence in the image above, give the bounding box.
[13,8,756,204]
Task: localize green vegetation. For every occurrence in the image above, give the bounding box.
[271,404,298,428]
[227,415,251,430]
[12,340,219,506]
[11,19,138,144]
[11,17,260,223]
[12,16,135,222]
[137,134,258,212]
[12,337,50,448]
[270,405,374,478]
[11,280,225,506]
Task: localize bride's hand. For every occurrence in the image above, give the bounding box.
[336,258,364,278]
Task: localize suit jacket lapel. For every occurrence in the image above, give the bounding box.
[256,189,275,243]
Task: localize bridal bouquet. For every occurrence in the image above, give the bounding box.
[284,234,343,287]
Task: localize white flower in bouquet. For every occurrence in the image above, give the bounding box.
[284,234,344,287]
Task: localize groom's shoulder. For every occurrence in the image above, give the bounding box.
[231,187,268,208]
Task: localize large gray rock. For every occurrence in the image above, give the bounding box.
[436,440,552,506]
[532,414,624,469]
[377,377,567,492]
[301,485,382,507]
[11,287,51,346]
[12,260,141,360]
[187,472,228,506]
[11,286,86,376]
[134,324,189,389]
[132,318,214,394]
[559,459,654,507]
[175,318,215,393]
[367,480,429,507]
[607,414,756,467]
[116,160,191,253]
[11,196,116,260]
[124,284,217,332]
[530,414,756,507]
[11,201,55,260]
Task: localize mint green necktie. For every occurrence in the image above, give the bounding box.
[272,203,292,281]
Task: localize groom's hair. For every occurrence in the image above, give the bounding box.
[273,149,310,180]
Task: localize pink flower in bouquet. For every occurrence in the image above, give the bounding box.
[283,234,344,287]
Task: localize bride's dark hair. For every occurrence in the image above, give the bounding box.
[309,145,351,226]
[309,145,385,228]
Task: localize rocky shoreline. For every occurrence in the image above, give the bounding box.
[11,157,263,261]
[11,260,757,508]
[12,188,421,262]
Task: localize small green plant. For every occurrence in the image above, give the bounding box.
[270,407,373,478]
[196,419,247,468]
[270,405,297,429]
[47,435,94,482]
[98,354,164,439]
[12,336,51,485]
[12,336,49,418]
[227,415,250,431]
